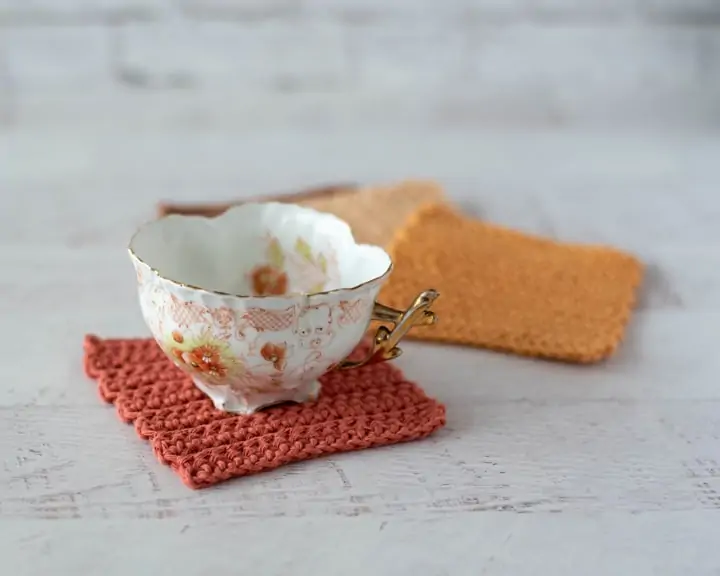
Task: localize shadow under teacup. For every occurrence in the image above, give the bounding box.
[128,202,439,414]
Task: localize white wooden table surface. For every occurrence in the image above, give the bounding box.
[3,130,720,575]
[2,0,720,574]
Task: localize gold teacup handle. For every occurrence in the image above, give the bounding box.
[336,289,439,370]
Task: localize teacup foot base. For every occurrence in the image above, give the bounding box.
[193,379,321,415]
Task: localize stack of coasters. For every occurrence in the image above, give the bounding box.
[156,180,449,247]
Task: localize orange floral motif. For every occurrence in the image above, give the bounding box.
[251,265,288,296]
[163,328,239,384]
[260,342,288,371]
[171,347,184,362]
[179,344,228,379]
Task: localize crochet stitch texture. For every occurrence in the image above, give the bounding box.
[380,203,644,363]
[83,335,446,489]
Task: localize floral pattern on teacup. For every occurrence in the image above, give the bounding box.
[162,327,243,385]
[250,265,288,296]
[137,272,371,397]
[260,342,289,371]
[289,236,331,294]
[248,234,338,296]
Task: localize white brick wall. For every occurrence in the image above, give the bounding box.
[2,27,112,90]
[0,0,719,130]
[118,20,347,90]
[0,0,170,20]
[1,0,718,20]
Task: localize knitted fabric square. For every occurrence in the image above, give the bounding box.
[83,335,446,489]
[380,204,644,363]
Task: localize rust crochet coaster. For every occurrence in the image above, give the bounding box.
[83,335,446,489]
[381,204,644,363]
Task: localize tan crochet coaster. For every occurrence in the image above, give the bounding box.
[83,335,446,489]
[301,180,449,247]
[380,204,644,363]
[157,180,449,247]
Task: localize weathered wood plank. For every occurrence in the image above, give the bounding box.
[2,512,719,576]
[1,120,719,571]
[1,400,719,520]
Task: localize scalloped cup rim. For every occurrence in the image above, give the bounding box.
[127,202,393,299]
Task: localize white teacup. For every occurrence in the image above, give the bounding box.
[128,202,438,414]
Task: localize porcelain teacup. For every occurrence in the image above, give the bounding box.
[128,202,438,414]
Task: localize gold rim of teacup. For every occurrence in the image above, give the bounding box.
[127,208,394,299]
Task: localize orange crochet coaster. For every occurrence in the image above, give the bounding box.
[83,335,446,489]
[381,204,644,363]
